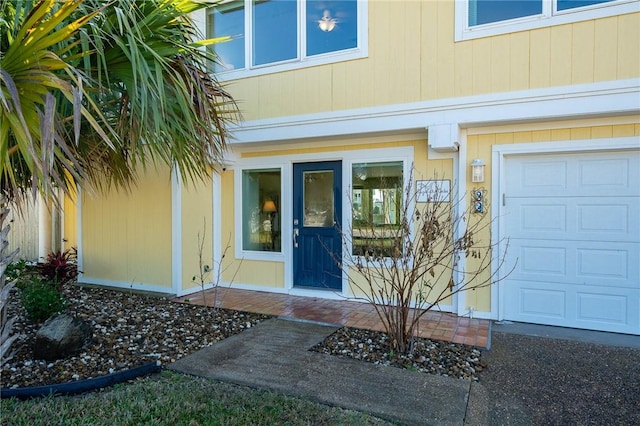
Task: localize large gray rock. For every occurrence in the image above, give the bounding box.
[34,313,92,361]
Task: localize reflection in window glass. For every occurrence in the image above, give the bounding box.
[208,1,245,72]
[352,162,403,256]
[306,0,358,56]
[242,169,281,252]
[469,0,542,26]
[253,0,297,66]
[557,0,613,11]
[304,171,334,227]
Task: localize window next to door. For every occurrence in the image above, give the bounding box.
[351,161,403,257]
[242,168,281,252]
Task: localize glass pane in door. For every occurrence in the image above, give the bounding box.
[303,170,334,227]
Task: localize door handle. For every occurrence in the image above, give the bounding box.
[293,228,299,248]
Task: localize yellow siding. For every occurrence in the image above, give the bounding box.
[594,17,618,81]
[81,167,172,288]
[63,191,77,250]
[240,140,417,158]
[618,13,640,79]
[549,25,573,86]
[571,20,595,84]
[509,32,531,91]
[222,0,639,121]
[181,178,213,293]
[529,28,551,88]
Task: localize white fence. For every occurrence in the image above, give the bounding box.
[6,200,40,261]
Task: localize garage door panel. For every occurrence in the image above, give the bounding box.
[507,151,640,197]
[504,279,639,333]
[514,245,567,276]
[519,160,569,192]
[518,204,567,233]
[503,149,640,335]
[576,247,633,283]
[508,239,638,288]
[578,157,634,190]
[577,293,628,325]
[517,287,566,319]
[506,198,638,242]
[577,204,634,234]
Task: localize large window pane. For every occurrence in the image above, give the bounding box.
[208,1,245,72]
[242,169,281,252]
[557,0,614,11]
[253,0,297,66]
[306,0,358,56]
[469,0,542,26]
[352,162,403,256]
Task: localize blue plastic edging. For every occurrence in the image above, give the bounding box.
[1,361,161,400]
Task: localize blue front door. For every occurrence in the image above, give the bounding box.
[293,161,342,290]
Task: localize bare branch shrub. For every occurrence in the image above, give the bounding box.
[340,169,509,354]
[192,218,243,309]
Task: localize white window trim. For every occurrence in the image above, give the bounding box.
[209,0,368,81]
[455,0,640,42]
[234,163,288,262]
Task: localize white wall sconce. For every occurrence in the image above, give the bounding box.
[471,158,485,183]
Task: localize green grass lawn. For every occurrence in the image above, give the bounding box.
[1,370,392,425]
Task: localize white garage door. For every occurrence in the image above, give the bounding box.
[502,150,640,334]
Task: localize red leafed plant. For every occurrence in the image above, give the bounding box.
[37,248,78,289]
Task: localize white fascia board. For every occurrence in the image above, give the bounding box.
[229,79,640,145]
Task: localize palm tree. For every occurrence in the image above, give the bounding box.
[0,0,238,364]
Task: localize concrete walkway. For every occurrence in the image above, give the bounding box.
[170,318,476,425]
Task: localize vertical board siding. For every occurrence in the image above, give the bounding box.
[529,28,551,88]
[617,13,640,79]
[181,179,213,292]
[594,17,619,81]
[81,167,172,288]
[571,20,595,84]
[223,1,638,121]
[509,32,531,90]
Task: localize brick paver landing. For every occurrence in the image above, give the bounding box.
[174,287,490,348]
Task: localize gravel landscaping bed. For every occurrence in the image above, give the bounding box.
[311,326,484,380]
[2,284,271,389]
[2,284,484,389]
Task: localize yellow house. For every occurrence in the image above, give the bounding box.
[68,0,640,335]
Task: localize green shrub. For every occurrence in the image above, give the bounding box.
[21,279,67,323]
[6,259,38,290]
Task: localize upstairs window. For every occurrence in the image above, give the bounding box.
[208,0,365,79]
[457,0,638,41]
